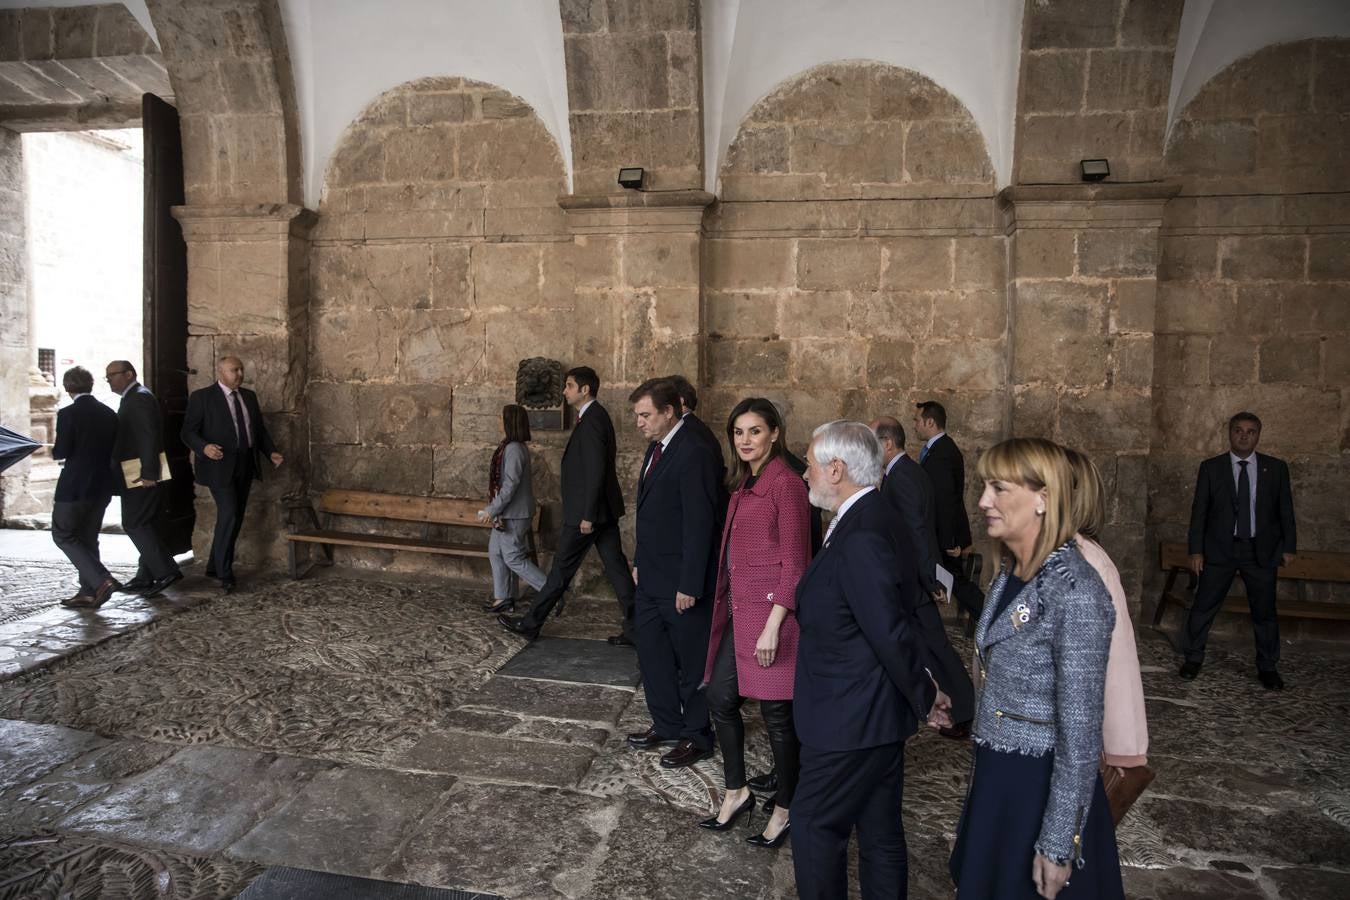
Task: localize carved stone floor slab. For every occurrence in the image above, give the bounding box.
[496,636,639,688]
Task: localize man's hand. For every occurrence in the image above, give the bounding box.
[203,443,224,461]
[934,588,948,605]
[755,623,780,667]
[475,509,490,523]
[926,687,953,729]
[1032,854,1072,899]
[139,478,157,487]
[579,519,593,535]
[631,567,638,585]
[1189,554,1204,578]
[1281,552,1295,567]
[675,591,696,613]
[945,546,962,558]
[270,452,284,467]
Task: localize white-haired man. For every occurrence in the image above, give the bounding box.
[792,420,950,900]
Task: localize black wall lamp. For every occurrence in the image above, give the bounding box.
[617,167,645,190]
[1080,159,1110,182]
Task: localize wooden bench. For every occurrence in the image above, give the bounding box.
[1152,540,1350,625]
[282,489,544,580]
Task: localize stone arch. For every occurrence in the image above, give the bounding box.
[718,60,996,202]
[145,0,301,205]
[1165,38,1350,195]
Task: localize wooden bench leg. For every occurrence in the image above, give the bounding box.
[288,540,299,580]
[1153,568,1180,626]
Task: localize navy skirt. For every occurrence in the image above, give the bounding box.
[949,744,1124,899]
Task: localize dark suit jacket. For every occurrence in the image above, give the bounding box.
[634,422,720,601]
[112,382,164,487]
[881,453,942,595]
[1188,452,1296,568]
[52,395,119,502]
[182,384,278,488]
[561,401,626,526]
[682,412,730,524]
[921,433,972,551]
[793,490,937,751]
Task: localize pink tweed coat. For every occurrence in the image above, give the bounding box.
[702,454,812,700]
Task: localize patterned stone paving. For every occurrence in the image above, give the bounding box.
[0,568,1346,898]
[0,558,137,626]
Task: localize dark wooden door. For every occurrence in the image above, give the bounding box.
[143,92,194,554]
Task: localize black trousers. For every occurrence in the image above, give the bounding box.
[634,588,713,748]
[706,626,799,806]
[120,484,177,581]
[207,461,254,581]
[521,520,635,639]
[913,599,976,724]
[51,498,111,592]
[1183,538,1280,670]
[793,741,909,900]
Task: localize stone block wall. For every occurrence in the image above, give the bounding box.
[705,61,1005,518]
[1016,0,1183,183]
[562,0,702,194]
[1150,39,1350,610]
[0,128,33,520]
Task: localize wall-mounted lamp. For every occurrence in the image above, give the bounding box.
[617,167,645,190]
[1080,159,1110,182]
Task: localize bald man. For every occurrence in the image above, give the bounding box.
[182,357,282,591]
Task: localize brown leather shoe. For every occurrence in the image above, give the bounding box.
[91,578,120,608]
[626,726,678,750]
[61,593,96,608]
[661,740,714,769]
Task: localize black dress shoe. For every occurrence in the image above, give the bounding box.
[496,614,540,640]
[747,822,791,849]
[939,721,971,741]
[627,726,678,750]
[119,576,153,593]
[140,571,183,599]
[1258,669,1285,691]
[747,772,778,795]
[482,596,514,613]
[1178,660,1202,681]
[661,740,714,769]
[607,633,635,647]
[697,793,755,831]
[221,579,236,594]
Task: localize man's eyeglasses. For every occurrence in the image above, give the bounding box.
[105,371,131,380]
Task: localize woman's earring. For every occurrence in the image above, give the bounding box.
[1036,507,1045,516]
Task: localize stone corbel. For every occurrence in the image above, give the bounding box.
[999,183,1181,233]
[557,189,716,235]
[171,203,318,241]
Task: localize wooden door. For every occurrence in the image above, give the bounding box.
[142,92,194,554]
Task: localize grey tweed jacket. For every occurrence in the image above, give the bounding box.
[483,442,536,520]
[973,539,1115,867]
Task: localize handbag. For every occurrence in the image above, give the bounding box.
[1099,760,1155,826]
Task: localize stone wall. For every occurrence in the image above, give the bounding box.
[1151,39,1350,609]
[308,78,575,575]
[0,128,33,520]
[1015,0,1182,184]
[705,61,1005,512]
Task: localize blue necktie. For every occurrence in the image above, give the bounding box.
[920,444,929,463]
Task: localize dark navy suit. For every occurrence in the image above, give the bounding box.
[880,455,975,724]
[633,421,720,748]
[792,489,936,900]
[51,395,119,593]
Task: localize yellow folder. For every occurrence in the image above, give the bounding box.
[121,453,171,489]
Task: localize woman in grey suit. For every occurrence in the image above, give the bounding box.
[949,438,1123,900]
[478,405,547,614]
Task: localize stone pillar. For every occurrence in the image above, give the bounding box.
[562,0,703,194]
[0,127,39,521]
[1003,183,1178,607]
[172,203,314,567]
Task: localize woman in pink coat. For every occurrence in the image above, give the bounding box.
[1065,447,1149,769]
[697,397,811,848]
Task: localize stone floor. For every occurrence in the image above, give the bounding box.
[0,554,1347,899]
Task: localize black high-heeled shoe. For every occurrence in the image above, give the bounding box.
[747,821,790,849]
[482,597,515,613]
[696,793,755,831]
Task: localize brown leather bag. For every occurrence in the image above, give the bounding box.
[1099,761,1155,826]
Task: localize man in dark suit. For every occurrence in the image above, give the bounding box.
[105,360,181,598]
[873,415,975,737]
[914,400,983,622]
[665,373,729,522]
[51,366,120,609]
[1181,411,1296,690]
[624,378,720,769]
[794,420,950,900]
[500,366,637,644]
[181,356,283,592]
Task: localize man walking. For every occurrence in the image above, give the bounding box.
[181,356,283,592]
[1181,411,1296,690]
[105,360,181,597]
[914,400,983,620]
[793,421,949,900]
[499,366,637,644]
[51,366,120,609]
[624,378,720,769]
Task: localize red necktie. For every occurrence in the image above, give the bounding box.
[646,442,663,478]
